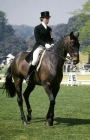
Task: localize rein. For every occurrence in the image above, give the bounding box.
[52,50,67,61]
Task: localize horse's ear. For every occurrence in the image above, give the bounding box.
[75,32,79,38]
[70,31,74,39]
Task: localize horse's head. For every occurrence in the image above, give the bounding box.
[66,32,80,65]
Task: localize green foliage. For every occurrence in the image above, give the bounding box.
[82,0,90,14]
[80,19,90,40]
[0,10,14,41]
[82,45,90,54]
[12,25,34,39]
[26,35,35,49]
[0,10,28,56]
[0,84,90,140]
[52,23,69,40]
[0,36,28,56]
[69,0,90,53]
[0,10,7,24]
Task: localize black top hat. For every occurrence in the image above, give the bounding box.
[40,11,51,18]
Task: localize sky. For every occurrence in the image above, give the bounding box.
[0,0,87,26]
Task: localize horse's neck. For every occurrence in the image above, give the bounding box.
[53,38,67,56]
[52,39,67,67]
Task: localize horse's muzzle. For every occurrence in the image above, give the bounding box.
[71,53,79,65]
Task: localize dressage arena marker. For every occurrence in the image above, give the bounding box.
[67,72,79,86]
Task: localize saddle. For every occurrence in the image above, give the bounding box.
[25,50,46,71]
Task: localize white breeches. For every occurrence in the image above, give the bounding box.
[32,46,44,66]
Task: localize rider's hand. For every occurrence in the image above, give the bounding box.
[45,44,51,49]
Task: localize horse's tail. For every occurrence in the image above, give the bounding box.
[3,65,16,98]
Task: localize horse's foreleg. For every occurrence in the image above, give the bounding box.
[43,83,55,126]
[51,84,60,119]
[15,79,27,124]
[23,83,35,122]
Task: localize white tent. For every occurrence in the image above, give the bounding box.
[6,54,15,64]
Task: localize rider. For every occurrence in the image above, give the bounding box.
[26,11,54,83]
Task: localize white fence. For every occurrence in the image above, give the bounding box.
[0,64,90,85]
[62,64,90,85]
[63,63,90,75]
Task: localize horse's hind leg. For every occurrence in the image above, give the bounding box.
[23,83,35,122]
[14,77,27,124]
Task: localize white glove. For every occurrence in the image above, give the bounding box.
[45,43,51,49]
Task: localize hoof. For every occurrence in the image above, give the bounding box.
[45,119,53,126]
[22,120,28,125]
[26,115,32,122]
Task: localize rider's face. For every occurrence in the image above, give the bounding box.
[42,18,49,25]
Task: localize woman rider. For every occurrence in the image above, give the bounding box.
[26,11,54,83]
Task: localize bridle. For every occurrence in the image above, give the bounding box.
[52,40,74,61]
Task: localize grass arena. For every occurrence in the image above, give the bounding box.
[0,83,90,140]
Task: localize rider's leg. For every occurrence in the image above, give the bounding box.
[26,64,36,84]
[26,46,44,83]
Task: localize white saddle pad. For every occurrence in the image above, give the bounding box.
[36,50,46,71]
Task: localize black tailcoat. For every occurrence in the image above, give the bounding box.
[25,24,54,62]
[33,24,54,51]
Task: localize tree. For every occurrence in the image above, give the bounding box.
[69,0,90,54]
[0,10,14,41]
[0,10,28,56]
[82,45,90,54]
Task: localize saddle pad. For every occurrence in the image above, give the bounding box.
[36,50,46,71]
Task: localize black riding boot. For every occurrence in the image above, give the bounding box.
[26,64,35,84]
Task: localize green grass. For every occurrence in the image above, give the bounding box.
[0,65,8,74]
[0,84,90,140]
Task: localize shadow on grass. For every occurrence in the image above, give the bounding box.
[54,117,90,126]
[32,117,45,123]
[32,117,90,126]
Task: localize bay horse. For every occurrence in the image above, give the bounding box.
[3,32,80,126]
